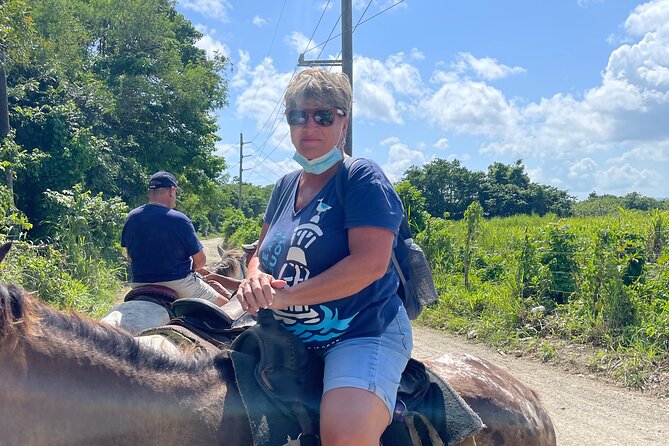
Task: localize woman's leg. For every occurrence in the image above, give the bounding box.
[319,305,413,446]
[320,387,389,446]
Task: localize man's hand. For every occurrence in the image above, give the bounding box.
[206,280,231,306]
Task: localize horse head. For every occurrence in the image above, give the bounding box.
[211,245,247,280]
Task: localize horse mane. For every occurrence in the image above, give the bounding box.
[0,284,39,342]
[212,246,247,279]
[0,284,220,375]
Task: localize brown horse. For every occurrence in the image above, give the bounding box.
[0,242,555,445]
[0,284,555,446]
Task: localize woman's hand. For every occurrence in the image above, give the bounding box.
[237,271,287,315]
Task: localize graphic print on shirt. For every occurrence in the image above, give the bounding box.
[273,199,356,345]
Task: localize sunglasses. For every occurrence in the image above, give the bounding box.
[286,108,344,127]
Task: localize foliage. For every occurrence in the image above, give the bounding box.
[0,240,121,315]
[5,0,230,236]
[394,179,428,232]
[42,184,127,263]
[403,158,575,220]
[419,209,669,390]
[219,207,262,248]
[574,192,669,217]
[463,201,483,291]
[0,183,32,238]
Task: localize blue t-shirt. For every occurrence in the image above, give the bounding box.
[261,158,404,349]
[121,204,202,283]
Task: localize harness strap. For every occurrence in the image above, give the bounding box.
[405,411,445,446]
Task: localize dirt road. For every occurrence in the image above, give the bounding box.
[204,238,668,445]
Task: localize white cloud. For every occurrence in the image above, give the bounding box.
[608,141,669,163]
[422,75,518,136]
[569,157,598,177]
[453,52,526,81]
[624,0,669,36]
[233,57,295,153]
[252,16,268,27]
[231,50,251,89]
[593,163,661,194]
[214,141,236,158]
[379,137,427,181]
[353,53,423,124]
[285,31,323,61]
[434,138,449,149]
[577,0,605,8]
[180,0,232,21]
[526,166,543,183]
[193,25,229,59]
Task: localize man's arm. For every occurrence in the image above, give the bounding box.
[191,250,207,272]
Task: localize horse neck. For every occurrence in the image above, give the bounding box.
[0,310,245,446]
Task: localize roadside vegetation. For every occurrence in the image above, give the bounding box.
[414,202,669,396]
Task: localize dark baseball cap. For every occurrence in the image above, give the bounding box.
[148,171,179,189]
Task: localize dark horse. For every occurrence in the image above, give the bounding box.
[0,244,555,446]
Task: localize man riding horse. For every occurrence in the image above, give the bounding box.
[122,171,230,306]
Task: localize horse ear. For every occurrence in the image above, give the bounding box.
[217,244,226,259]
[0,242,12,264]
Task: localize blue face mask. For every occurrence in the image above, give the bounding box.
[293,145,343,174]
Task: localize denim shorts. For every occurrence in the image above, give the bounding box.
[317,304,413,421]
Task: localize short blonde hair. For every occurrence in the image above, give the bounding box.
[284,68,352,115]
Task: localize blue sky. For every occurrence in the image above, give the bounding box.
[176,0,669,199]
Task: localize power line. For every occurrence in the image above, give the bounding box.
[241,0,288,138]
[303,0,405,55]
[245,2,335,145]
[243,0,405,181]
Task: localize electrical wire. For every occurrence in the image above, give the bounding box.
[242,0,406,182]
[241,0,289,139]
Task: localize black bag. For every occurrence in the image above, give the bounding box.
[335,158,439,319]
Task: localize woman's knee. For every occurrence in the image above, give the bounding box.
[320,388,388,446]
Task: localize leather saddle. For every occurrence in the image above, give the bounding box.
[138,303,481,446]
[125,284,180,316]
[227,310,478,446]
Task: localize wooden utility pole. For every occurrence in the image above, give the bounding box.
[341,0,352,156]
[298,0,353,156]
[238,133,243,209]
[1,50,15,198]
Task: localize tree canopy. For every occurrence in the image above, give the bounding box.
[2,0,230,236]
[403,159,575,220]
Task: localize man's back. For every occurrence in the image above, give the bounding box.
[122,203,202,283]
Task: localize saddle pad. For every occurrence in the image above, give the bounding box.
[426,366,484,446]
[138,324,223,356]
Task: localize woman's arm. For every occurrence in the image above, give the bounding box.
[237,223,288,312]
[238,224,395,314]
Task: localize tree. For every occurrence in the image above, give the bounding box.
[5,0,230,235]
[403,158,573,220]
[404,159,483,219]
[0,0,35,197]
[463,201,483,291]
[394,180,427,232]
